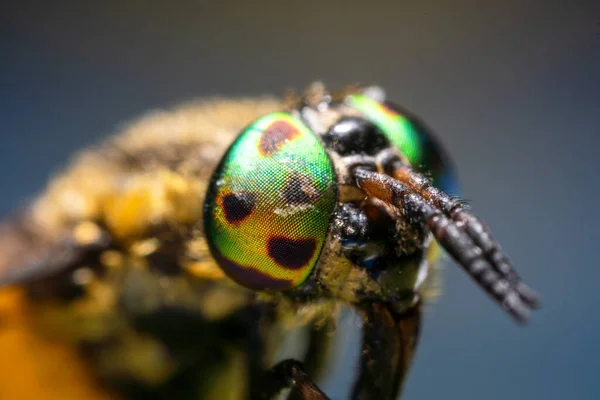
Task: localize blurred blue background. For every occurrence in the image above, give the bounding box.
[1,1,599,399]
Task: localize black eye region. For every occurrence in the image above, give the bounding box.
[322,117,390,156]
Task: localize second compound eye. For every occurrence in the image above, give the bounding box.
[322,117,390,156]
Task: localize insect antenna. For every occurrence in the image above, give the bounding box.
[386,159,540,309]
[352,167,536,324]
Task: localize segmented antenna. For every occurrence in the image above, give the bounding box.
[352,167,538,323]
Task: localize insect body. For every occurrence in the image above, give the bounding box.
[0,83,539,399]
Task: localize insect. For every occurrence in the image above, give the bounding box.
[0,83,539,399]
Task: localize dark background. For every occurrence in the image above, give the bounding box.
[1,1,599,399]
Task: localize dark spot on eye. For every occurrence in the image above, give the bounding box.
[267,237,316,270]
[259,120,300,156]
[221,192,255,224]
[212,247,293,290]
[282,175,320,205]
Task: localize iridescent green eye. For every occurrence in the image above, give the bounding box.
[347,94,422,165]
[204,113,337,290]
[347,93,458,194]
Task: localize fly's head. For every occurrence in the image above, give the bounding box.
[204,83,540,321]
[201,84,464,319]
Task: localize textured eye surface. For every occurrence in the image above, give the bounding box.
[347,94,422,164]
[347,94,458,194]
[204,113,337,290]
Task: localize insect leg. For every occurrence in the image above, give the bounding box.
[253,359,330,400]
[303,319,336,382]
[387,160,540,308]
[351,302,421,400]
[353,167,534,323]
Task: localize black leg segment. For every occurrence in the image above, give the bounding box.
[252,359,329,400]
[352,302,421,400]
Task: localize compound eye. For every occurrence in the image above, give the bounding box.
[347,93,458,194]
[204,113,337,290]
[346,94,422,165]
